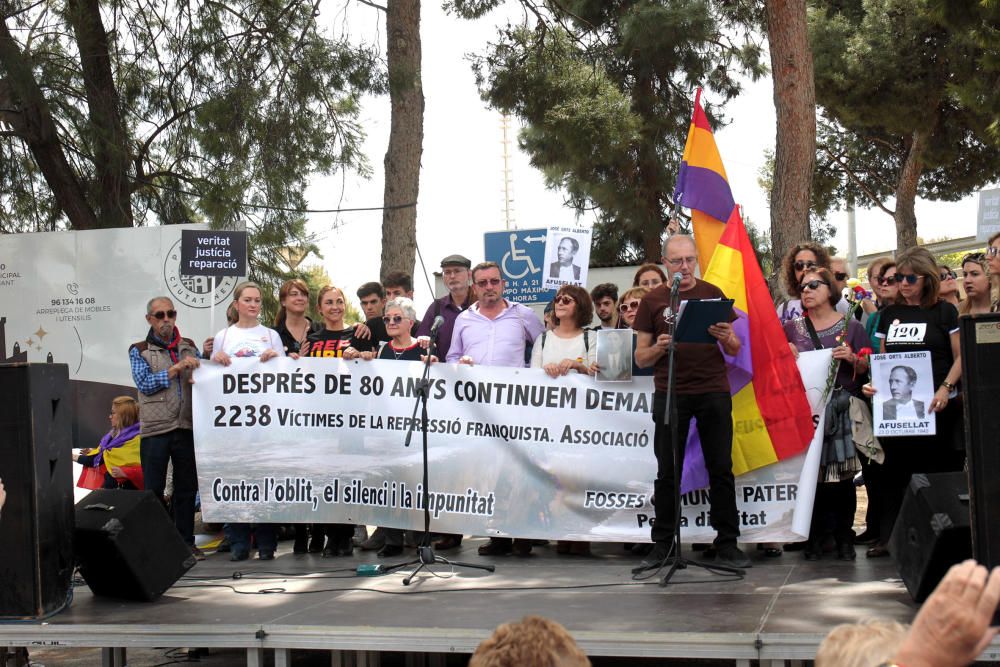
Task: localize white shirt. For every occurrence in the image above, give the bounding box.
[891,399,919,420]
[530,330,597,371]
[213,324,284,359]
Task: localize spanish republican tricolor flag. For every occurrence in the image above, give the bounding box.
[702,206,815,476]
[674,88,734,273]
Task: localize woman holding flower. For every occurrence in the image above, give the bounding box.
[783,267,870,561]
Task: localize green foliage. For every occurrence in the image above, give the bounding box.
[756,148,839,249]
[926,0,1000,143]
[449,0,766,265]
[743,214,773,278]
[247,216,320,327]
[808,0,1000,218]
[0,0,384,235]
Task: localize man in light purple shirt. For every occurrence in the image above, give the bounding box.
[446,262,544,368]
[446,261,544,557]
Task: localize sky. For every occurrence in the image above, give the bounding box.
[303,1,988,313]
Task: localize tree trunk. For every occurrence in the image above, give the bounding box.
[634,71,665,263]
[765,0,816,295]
[68,0,133,228]
[380,0,423,280]
[0,20,99,230]
[894,129,925,251]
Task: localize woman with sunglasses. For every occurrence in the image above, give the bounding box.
[959,253,997,315]
[210,282,285,561]
[937,265,962,308]
[854,259,898,547]
[864,261,898,350]
[868,247,964,558]
[354,297,435,558]
[530,284,597,557]
[783,268,869,561]
[776,242,834,324]
[299,285,364,557]
[617,287,653,378]
[531,285,598,379]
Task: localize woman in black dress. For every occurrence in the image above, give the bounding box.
[866,248,963,558]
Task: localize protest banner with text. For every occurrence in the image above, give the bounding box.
[193,353,830,542]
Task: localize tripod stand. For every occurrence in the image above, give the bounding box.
[377,330,495,585]
[632,277,745,585]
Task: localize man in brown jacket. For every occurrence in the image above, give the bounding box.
[128,297,203,558]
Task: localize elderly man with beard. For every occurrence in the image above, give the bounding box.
[128,297,203,559]
[633,235,749,570]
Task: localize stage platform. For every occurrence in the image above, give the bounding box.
[3,539,999,666]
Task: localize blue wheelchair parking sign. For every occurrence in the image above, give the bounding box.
[484,229,555,305]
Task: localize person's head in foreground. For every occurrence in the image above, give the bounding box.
[818,559,1000,667]
[815,620,907,667]
[468,615,590,667]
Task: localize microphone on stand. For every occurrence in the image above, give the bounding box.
[670,272,683,296]
[429,315,445,339]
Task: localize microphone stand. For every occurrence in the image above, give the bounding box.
[633,275,745,584]
[379,327,495,585]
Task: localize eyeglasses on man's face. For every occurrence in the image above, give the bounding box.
[833,271,849,282]
[665,256,697,268]
[150,309,177,320]
[474,277,502,288]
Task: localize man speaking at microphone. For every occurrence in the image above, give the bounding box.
[633,234,750,570]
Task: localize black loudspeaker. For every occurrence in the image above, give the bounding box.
[960,313,1000,624]
[890,472,972,602]
[75,490,196,601]
[0,363,74,619]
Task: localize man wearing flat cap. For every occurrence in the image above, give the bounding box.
[417,254,474,362]
[416,253,475,552]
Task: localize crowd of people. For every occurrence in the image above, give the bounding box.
[70,231,1000,571]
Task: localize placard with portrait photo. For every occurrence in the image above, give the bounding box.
[595,329,633,383]
[542,226,591,290]
[871,351,936,437]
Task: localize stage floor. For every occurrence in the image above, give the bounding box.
[4,539,1000,666]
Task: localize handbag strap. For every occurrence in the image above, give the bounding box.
[805,315,849,352]
[803,316,825,351]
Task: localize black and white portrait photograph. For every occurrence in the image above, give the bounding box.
[871,351,936,437]
[542,226,591,290]
[595,329,633,383]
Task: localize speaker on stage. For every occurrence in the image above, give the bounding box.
[890,472,972,602]
[0,363,74,619]
[75,490,196,601]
